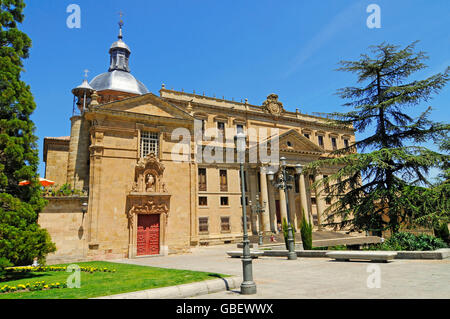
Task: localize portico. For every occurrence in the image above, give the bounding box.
[243,129,332,234]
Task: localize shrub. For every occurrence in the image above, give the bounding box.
[382,232,447,251]
[0,258,12,280]
[434,222,450,244]
[300,210,313,250]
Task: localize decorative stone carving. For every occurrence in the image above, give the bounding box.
[262,93,284,116]
[128,196,169,216]
[126,195,170,227]
[132,153,168,193]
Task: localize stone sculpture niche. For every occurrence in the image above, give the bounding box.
[131,153,168,193]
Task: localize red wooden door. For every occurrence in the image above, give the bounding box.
[137,214,160,256]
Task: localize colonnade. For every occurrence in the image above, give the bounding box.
[247,165,328,234]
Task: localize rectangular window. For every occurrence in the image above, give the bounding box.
[331,137,337,150]
[140,131,159,157]
[236,124,244,134]
[240,196,248,206]
[198,168,207,191]
[221,217,231,232]
[318,135,324,148]
[219,170,228,192]
[201,119,206,135]
[311,197,317,205]
[220,196,229,206]
[294,174,300,193]
[257,173,261,193]
[199,196,208,206]
[344,139,349,148]
[199,217,209,233]
[217,121,225,136]
[326,197,332,205]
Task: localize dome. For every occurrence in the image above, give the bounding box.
[110,38,130,52]
[90,70,149,95]
[89,21,149,96]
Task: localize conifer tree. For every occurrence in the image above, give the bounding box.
[0,0,55,265]
[307,42,449,235]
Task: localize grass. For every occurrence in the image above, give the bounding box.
[0,261,228,299]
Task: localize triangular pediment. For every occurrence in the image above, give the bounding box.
[97,93,193,120]
[275,129,325,155]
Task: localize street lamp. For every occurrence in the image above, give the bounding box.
[81,202,88,214]
[236,132,257,295]
[249,194,266,246]
[267,157,299,260]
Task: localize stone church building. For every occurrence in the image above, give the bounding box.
[39,25,355,263]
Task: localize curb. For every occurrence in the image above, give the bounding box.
[259,248,450,260]
[93,276,241,299]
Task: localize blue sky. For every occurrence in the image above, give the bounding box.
[20,0,449,177]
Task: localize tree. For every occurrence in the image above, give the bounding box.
[0,0,55,265]
[306,42,449,235]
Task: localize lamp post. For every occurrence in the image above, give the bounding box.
[267,157,303,260]
[236,132,256,295]
[249,195,266,246]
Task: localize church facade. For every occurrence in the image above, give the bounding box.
[39,25,355,263]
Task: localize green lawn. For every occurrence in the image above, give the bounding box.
[0,261,228,299]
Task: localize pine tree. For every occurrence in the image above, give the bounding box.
[307,42,449,235]
[0,0,55,265]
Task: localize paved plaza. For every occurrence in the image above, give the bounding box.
[113,245,450,299]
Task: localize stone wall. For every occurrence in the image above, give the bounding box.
[44,140,69,187]
[38,196,88,264]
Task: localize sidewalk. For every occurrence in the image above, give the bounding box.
[112,245,450,299]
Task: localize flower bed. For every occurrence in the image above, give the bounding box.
[6,266,116,273]
[1,281,66,294]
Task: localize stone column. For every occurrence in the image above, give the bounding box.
[248,170,259,235]
[259,166,271,234]
[267,182,277,233]
[299,173,311,225]
[314,174,326,230]
[288,188,298,231]
[278,187,288,225]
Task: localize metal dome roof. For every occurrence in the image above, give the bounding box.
[88,20,149,96]
[90,70,149,95]
[109,38,130,52]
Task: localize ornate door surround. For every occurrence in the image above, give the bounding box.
[127,153,171,258]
